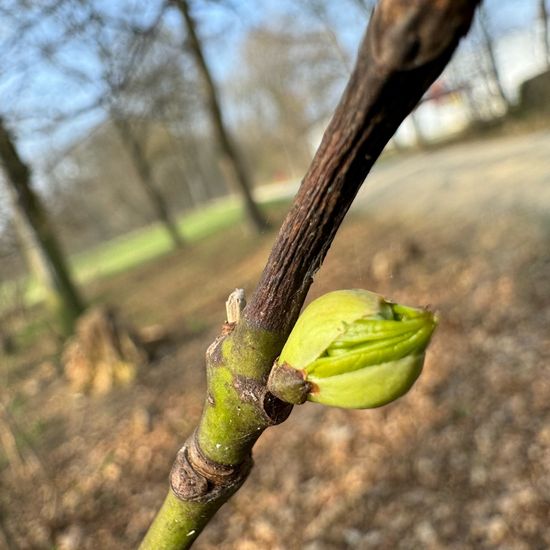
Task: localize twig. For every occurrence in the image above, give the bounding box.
[140,2,480,548]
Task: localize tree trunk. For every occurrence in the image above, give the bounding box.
[540,0,550,69]
[174,0,269,233]
[141,1,480,548]
[0,118,85,335]
[113,117,185,249]
[478,7,511,111]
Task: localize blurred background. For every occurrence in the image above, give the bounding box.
[0,1,549,548]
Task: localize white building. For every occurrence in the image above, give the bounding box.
[395,24,549,145]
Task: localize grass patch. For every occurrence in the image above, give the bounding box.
[73,196,244,283]
[2,194,290,310]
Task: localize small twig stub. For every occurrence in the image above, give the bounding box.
[225,289,246,324]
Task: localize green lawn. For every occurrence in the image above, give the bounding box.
[73,196,244,282]
[4,194,289,309]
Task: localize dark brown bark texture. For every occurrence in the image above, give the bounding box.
[246,0,480,336]
[174,0,269,233]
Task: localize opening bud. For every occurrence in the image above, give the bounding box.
[267,289,437,409]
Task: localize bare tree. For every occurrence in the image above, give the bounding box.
[6,1,189,251]
[173,0,269,233]
[233,21,346,181]
[0,117,85,334]
[477,5,511,111]
[140,1,480,547]
[94,20,188,249]
[112,115,185,248]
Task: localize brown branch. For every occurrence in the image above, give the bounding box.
[246,0,480,335]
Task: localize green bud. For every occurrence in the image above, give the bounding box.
[267,290,437,409]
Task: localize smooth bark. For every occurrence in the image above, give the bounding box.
[141,1,480,548]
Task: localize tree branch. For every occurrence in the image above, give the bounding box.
[247,0,480,334]
[140,1,480,548]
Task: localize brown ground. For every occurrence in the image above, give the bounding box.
[1,131,549,549]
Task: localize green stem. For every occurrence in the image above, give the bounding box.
[140,320,291,550]
[139,492,221,550]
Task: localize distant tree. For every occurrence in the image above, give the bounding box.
[112,115,185,248]
[477,5,511,111]
[94,21,188,249]
[5,1,192,251]
[0,117,84,334]
[173,0,269,233]
[231,20,347,181]
[294,0,353,69]
[45,115,228,253]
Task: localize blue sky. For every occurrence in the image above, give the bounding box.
[0,0,540,168]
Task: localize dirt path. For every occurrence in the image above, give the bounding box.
[357,130,550,220]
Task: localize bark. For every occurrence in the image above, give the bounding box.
[11,201,54,296]
[140,1,480,548]
[0,118,85,335]
[478,7,511,111]
[113,117,185,249]
[174,0,269,233]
